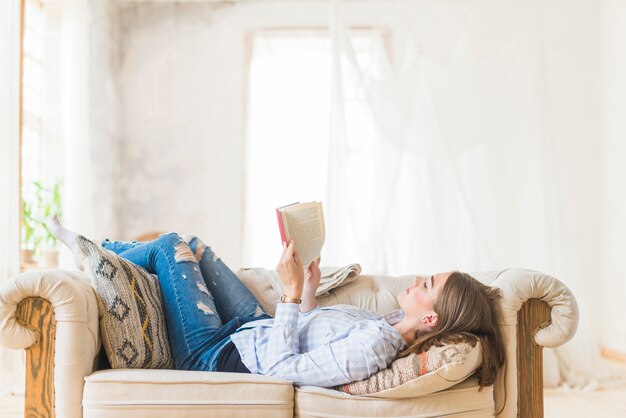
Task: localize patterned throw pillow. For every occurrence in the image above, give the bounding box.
[77,235,173,369]
[335,341,480,395]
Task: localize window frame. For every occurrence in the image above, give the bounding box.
[241,25,392,266]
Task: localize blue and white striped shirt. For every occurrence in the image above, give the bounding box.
[230,303,407,387]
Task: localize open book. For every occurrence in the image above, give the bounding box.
[276,201,325,267]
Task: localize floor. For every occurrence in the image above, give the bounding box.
[544,386,626,418]
[1,387,626,417]
[0,393,21,418]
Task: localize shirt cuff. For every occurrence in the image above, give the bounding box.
[274,302,300,328]
[300,305,320,316]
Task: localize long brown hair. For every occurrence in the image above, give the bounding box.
[400,272,506,391]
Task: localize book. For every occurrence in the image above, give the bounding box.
[276,201,325,268]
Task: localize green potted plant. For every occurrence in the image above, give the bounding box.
[21,199,38,263]
[21,180,62,267]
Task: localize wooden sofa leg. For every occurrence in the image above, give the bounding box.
[16,297,56,418]
[517,299,551,418]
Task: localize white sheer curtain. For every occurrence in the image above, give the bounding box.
[242,30,386,268]
[58,0,97,267]
[59,0,119,266]
[326,0,624,389]
[0,0,26,396]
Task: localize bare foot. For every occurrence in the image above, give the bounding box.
[48,215,84,271]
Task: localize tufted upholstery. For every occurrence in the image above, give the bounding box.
[0,267,578,418]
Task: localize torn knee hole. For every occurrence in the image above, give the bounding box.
[196,301,215,316]
[194,241,207,262]
[174,242,197,263]
[196,281,210,296]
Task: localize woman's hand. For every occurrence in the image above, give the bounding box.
[276,239,304,300]
[302,257,321,298]
[301,257,321,313]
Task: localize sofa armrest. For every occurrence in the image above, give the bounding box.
[473,269,579,418]
[0,269,100,418]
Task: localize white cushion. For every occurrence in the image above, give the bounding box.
[82,369,294,418]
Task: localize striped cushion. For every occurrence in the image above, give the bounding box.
[77,236,173,369]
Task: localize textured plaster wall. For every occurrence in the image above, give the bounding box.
[118,3,245,265]
[89,0,122,239]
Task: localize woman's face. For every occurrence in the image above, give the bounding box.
[398,272,452,328]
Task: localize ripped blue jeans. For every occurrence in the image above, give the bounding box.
[102,233,269,371]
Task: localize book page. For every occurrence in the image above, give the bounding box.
[282,202,325,267]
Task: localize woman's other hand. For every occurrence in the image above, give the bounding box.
[276,239,304,300]
[301,257,321,313]
[303,257,321,298]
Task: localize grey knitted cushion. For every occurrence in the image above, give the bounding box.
[77,235,173,369]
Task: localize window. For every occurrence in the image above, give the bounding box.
[20,0,56,268]
[242,29,381,266]
[21,0,44,188]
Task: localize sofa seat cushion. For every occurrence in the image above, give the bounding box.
[82,369,294,418]
[295,377,493,418]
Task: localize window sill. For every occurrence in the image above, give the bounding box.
[19,261,58,273]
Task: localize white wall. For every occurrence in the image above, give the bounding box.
[600,0,626,354]
[89,0,122,239]
[117,2,247,265]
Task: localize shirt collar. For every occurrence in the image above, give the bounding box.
[382,309,404,325]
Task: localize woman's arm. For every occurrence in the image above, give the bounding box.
[300,258,321,313]
[268,243,399,387]
[276,239,304,300]
[251,302,400,387]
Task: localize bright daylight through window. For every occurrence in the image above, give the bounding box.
[242,29,378,267]
[20,0,60,270]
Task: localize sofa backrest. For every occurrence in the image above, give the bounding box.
[237,268,412,316]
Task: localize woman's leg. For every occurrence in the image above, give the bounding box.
[50,218,232,370]
[102,233,227,371]
[183,235,267,324]
[100,238,142,254]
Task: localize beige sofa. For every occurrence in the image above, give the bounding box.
[0,267,578,418]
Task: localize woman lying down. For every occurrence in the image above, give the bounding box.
[50,216,505,394]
